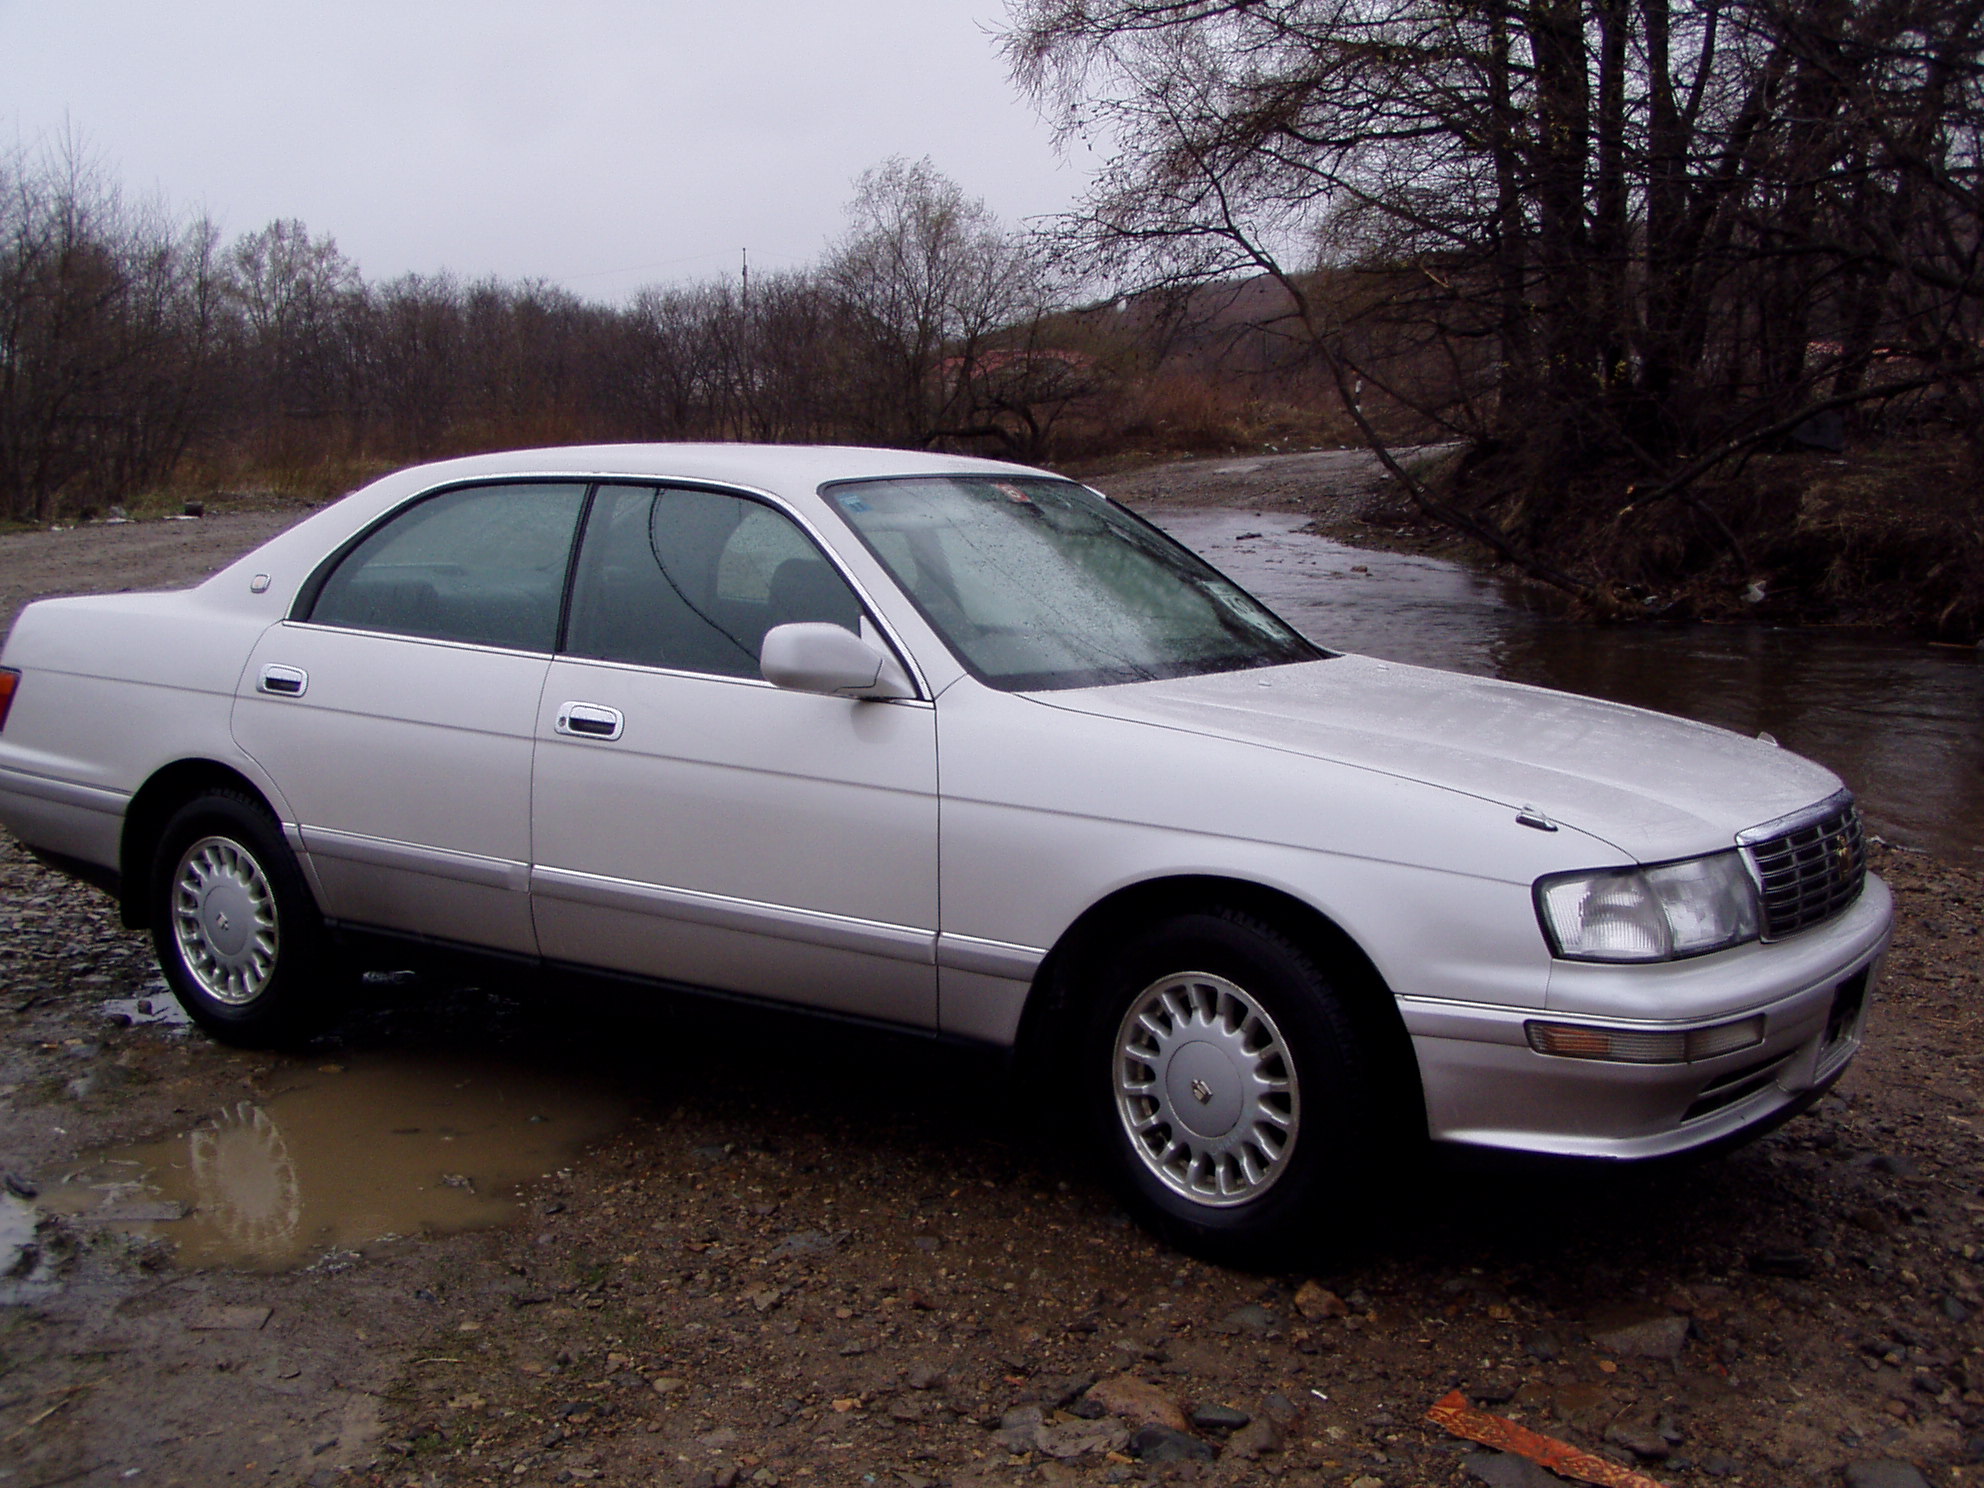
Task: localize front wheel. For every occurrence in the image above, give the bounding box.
[1086,908,1390,1266]
[150,790,331,1046]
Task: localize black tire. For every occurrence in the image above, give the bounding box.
[149,789,332,1046]
[1083,907,1390,1267]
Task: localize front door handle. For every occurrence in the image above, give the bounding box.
[554,702,624,740]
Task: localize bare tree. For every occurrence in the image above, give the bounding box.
[1005,0,1984,602]
[824,157,1053,446]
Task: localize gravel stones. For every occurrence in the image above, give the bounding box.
[1127,1424,1215,1463]
[1462,1451,1562,1488]
[1747,1246,1819,1278]
[1843,1463,1933,1488]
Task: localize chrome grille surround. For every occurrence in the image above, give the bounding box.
[1737,789,1866,940]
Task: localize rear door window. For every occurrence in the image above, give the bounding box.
[307,483,588,652]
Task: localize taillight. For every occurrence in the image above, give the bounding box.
[0,669,18,731]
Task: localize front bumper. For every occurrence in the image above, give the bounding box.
[1401,874,1893,1160]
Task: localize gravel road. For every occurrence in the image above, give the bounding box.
[0,471,1978,1488]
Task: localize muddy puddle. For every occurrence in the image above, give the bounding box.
[39,1049,630,1268]
[1159,509,1984,860]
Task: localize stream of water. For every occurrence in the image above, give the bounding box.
[1156,509,1984,862]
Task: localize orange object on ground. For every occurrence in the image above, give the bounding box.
[1425,1389,1669,1488]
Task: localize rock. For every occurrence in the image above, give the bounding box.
[1010,1374,1095,1410]
[188,1305,271,1331]
[1037,1420,1131,1460]
[769,1230,835,1258]
[1190,1403,1250,1431]
[1294,1280,1349,1319]
[1603,1420,1671,1460]
[1261,1393,1302,1426]
[1523,1329,1561,1361]
[993,1405,1047,1453]
[1843,1463,1933,1488]
[995,1406,1130,1459]
[1587,1306,1689,1361]
[651,1377,686,1395]
[1218,1303,1279,1335]
[1220,1419,1282,1460]
[1865,1153,1922,1178]
[1083,1375,1188,1433]
[1747,1249,1816,1279]
[1127,1425,1215,1463]
[1463,1451,1560,1488]
[1701,1454,1739,1477]
[905,1364,945,1391]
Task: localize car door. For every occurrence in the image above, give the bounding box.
[528,484,939,1026]
[232,481,589,955]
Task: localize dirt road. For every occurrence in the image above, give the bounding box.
[0,472,1978,1488]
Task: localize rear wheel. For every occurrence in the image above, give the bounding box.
[151,790,331,1046]
[1085,908,1388,1265]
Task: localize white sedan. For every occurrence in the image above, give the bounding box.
[0,445,1892,1258]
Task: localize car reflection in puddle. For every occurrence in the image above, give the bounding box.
[41,1051,630,1268]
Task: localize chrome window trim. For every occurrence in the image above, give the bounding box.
[544,651,935,708]
[276,618,559,663]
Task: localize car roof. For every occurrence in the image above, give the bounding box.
[367,443,1050,498]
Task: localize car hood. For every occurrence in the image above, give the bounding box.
[1034,655,1843,862]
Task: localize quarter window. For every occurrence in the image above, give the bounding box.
[307,482,588,652]
[563,486,864,677]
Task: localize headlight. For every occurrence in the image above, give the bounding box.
[1535,852,1760,962]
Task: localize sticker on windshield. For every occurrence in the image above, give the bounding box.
[837,494,871,513]
[993,482,1033,504]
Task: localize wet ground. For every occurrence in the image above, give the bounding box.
[0,460,1981,1488]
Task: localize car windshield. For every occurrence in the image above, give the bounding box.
[825,475,1323,691]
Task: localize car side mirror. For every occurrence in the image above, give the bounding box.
[760,622,916,700]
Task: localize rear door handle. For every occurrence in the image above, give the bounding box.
[258,664,308,697]
[554,702,624,740]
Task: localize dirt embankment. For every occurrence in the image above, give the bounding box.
[0,470,1978,1488]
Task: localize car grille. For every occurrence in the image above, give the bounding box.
[1739,793,1866,939]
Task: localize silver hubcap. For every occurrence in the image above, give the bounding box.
[1113,972,1300,1207]
[172,835,280,1006]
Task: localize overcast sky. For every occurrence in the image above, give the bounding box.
[0,0,1092,302]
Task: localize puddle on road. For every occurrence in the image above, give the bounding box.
[101,992,192,1028]
[40,1050,630,1269]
